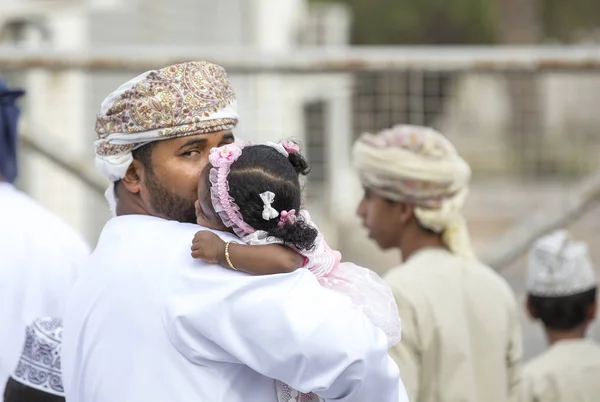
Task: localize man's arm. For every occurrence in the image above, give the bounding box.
[388,285,421,402]
[521,366,556,402]
[520,371,536,402]
[506,295,523,402]
[164,264,406,402]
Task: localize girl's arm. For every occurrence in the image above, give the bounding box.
[191,230,304,275]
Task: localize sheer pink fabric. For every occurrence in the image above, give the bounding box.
[294,211,401,346]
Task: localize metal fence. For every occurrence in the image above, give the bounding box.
[3,46,600,179]
[3,45,600,359]
[2,46,600,224]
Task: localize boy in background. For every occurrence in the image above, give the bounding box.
[523,230,600,402]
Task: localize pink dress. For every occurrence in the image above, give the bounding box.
[243,211,401,402]
[298,214,401,347]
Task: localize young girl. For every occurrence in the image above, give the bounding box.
[191,141,400,402]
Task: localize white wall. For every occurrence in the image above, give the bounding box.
[3,0,353,246]
[14,8,91,237]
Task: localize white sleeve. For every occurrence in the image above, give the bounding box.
[164,266,406,402]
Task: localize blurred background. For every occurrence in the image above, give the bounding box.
[1,0,600,360]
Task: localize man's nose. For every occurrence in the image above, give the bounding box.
[356,199,366,218]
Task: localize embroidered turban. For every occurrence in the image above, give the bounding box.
[353,124,475,260]
[94,61,238,213]
[527,230,597,297]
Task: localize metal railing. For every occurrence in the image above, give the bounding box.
[2,45,600,271]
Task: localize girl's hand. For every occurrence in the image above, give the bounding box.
[191,231,226,264]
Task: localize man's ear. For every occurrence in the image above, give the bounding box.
[587,297,597,322]
[121,160,144,194]
[526,296,539,321]
[398,202,414,224]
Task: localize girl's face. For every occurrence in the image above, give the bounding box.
[195,166,228,231]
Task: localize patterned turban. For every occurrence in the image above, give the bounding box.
[353,124,476,260]
[9,317,64,397]
[94,61,238,213]
[527,230,597,297]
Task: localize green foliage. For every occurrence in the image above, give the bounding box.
[310,0,600,44]
[543,0,600,42]
[310,0,498,44]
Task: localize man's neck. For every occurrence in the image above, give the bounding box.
[115,196,152,217]
[116,203,151,217]
[114,182,153,216]
[398,228,446,262]
[545,325,588,346]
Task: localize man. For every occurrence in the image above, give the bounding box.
[62,61,406,402]
[0,79,90,393]
[3,317,65,402]
[522,230,600,401]
[353,124,522,402]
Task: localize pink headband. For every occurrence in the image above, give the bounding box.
[208,143,256,237]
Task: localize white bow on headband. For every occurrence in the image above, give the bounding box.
[260,191,279,221]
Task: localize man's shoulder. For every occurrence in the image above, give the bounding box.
[523,349,563,387]
[422,249,514,298]
[385,249,515,300]
[525,340,600,394]
[522,353,557,400]
[466,258,516,299]
[104,216,238,243]
[384,248,454,284]
[0,185,91,256]
[97,217,241,278]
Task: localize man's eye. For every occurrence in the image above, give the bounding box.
[182,150,200,157]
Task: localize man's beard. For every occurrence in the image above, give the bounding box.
[145,171,197,224]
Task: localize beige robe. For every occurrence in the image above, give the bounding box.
[522,339,600,402]
[384,248,522,402]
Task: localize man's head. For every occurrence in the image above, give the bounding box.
[119,131,234,223]
[526,230,598,333]
[0,78,25,184]
[94,61,238,222]
[4,318,65,402]
[355,187,420,250]
[353,124,475,259]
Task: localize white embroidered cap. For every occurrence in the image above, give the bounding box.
[527,230,597,297]
[11,317,64,396]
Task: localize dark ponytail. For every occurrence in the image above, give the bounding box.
[281,140,311,176]
[268,215,318,251]
[288,152,311,176]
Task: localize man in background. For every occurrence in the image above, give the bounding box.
[354,124,522,402]
[0,78,90,394]
[523,230,600,401]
